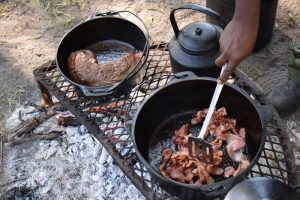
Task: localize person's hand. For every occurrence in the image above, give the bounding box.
[215,19,258,82]
[214,0,260,82]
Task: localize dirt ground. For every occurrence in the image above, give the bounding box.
[0,0,299,121]
[0,0,200,133]
[0,0,300,197]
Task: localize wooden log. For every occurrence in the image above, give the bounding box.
[5,131,62,147]
[6,103,62,142]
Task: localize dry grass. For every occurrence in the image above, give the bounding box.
[30,0,89,26]
[240,63,264,78]
[6,85,25,112]
[276,8,298,29]
[0,1,19,17]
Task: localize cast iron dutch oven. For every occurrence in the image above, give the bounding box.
[132,72,271,199]
[169,4,226,78]
[225,177,300,200]
[56,11,149,98]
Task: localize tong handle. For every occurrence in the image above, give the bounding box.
[198,63,227,139]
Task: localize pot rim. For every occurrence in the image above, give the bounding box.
[132,76,267,194]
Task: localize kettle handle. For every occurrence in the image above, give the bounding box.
[170,3,226,38]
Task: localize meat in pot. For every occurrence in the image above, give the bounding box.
[68,49,142,87]
[159,107,250,185]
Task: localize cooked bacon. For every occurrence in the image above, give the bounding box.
[211,118,238,136]
[216,107,227,116]
[168,166,186,182]
[226,133,246,162]
[207,164,224,175]
[185,170,195,184]
[173,124,190,147]
[210,139,223,166]
[159,148,173,177]
[211,138,223,150]
[224,166,236,178]
[239,128,246,141]
[159,107,250,185]
[224,154,250,178]
[170,150,189,166]
[191,109,208,125]
[235,154,250,173]
[196,159,214,184]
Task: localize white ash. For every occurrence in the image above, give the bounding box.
[5,105,41,131]
[33,116,64,135]
[1,106,144,200]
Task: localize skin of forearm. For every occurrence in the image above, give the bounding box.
[233,0,260,27]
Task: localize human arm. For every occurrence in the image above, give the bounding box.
[215,0,260,82]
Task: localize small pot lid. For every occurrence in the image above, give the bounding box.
[178,22,220,54]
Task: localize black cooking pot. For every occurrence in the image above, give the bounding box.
[132,72,270,199]
[224,177,300,200]
[169,4,226,78]
[56,11,149,98]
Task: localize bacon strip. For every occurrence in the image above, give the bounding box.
[173,124,190,148]
[159,107,250,185]
[159,148,173,177]
[226,133,246,162]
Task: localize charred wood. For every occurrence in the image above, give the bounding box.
[57,115,79,127]
[5,131,63,147]
[6,103,63,142]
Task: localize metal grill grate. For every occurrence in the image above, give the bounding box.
[33,42,298,199]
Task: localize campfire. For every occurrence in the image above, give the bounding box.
[1,103,143,199]
[1,42,296,199]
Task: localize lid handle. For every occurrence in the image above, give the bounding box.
[170,3,226,38]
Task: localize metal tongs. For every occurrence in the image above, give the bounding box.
[188,63,228,163]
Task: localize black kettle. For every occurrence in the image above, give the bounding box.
[169,4,226,78]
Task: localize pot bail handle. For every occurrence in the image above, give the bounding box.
[293,184,300,196]
[115,11,149,40]
[169,71,198,84]
[81,87,114,97]
[89,11,119,19]
[293,184,300,189]
[113,10,150,79]
[89,10,149,41]
[170,3,226,38]
[88,10,150,84]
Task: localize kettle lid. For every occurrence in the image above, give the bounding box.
[178,22,220,54]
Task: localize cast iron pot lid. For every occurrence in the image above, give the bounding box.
[224,177,300,200]
[178,22,220,54]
